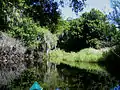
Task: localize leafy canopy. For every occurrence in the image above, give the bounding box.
[58,9,117,52]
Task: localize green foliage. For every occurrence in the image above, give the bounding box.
[0,0,86,33]
[49,48,109,71]
[52,18,70,34]
[25,0,61,32]
[49,48,105,63]
[12,67,66,89]
[0,0,26,31]
[109,0,120,45]
[4,6,58,49]
[58,8,117,51]
[7,17,43,47]
[0,0,87,48]
[82,8,107,21]
[49,48,110,71]
[2,0,120,89]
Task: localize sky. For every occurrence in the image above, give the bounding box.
[60,0,113,20]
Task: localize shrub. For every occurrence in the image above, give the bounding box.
[0,32,26,88]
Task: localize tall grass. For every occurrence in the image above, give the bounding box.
[49,48,105,63]
[49,48,110,71]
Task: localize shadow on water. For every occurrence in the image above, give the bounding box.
[56,63,119,90]
[98,46,120,80]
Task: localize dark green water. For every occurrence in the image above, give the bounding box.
[1,63,119,90]
[56,63,119,90]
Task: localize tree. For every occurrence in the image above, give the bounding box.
[108,0,120,45]
[0,0,86,33]
[58,9,117,52]
[109,0,120,28]
[53,18,70,34]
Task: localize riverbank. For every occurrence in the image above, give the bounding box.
[49,47,111,72]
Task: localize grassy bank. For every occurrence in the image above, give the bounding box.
[49,48,110,72]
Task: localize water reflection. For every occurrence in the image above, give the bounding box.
[61,61,106,72]
[5,62,120,90]
[56,63,119,90]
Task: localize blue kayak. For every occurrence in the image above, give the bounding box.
[30,81,43,90]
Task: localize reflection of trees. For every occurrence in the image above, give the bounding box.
[98,46,120,80]
[57,63,119,90]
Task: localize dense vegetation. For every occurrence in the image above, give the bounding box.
[1,0,120,89]
[58,9,117,51]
